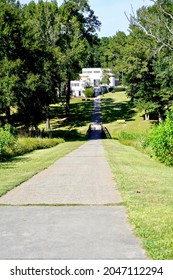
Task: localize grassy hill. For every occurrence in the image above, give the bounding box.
[101,91,173,260]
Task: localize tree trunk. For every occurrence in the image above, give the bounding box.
[46,117,50,130]
[158,111,163,122]
[5,106,11,124]
[144,111,150,120]
[65,78,71,118]
[45,106,50,130]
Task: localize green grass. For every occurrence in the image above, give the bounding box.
[39,97,94,140]
[0,141,84,197]
[103,139,173,260]
[101,92,153,149]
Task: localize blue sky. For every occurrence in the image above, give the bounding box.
[20,0,152,37]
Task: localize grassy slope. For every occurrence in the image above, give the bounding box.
[101,92,173,260]
[0,97,92,197]
[0,141,84,197]
[101,92,153,145]
[103,140,173,260]
[39,97,94,139]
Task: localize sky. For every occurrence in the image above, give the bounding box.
[19,0,152,37]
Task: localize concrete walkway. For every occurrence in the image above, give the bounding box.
[0,140,121,205]
[0,96,147,259]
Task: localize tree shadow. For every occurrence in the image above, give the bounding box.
[0,156,31,169]
[50,100,94,129]
[101,98,136,123]
[42,128,87,141]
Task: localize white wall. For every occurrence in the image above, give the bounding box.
[70,68,117,97]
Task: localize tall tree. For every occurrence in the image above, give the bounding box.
[57,0,101,117]
[128,1,173,119]
[0,0,23,123]
[129,0,173,50]
[17,0,61,128]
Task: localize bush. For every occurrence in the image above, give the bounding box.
[113,86,126,92]
[118,131,149,151]
[148,109,173,165]
[84,87,94,98]
[0,125,17,159]
[14,137,64,156]
[0,132,64,160]
[119,131,139,141]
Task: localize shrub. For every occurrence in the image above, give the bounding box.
[119,131,139,141]
[118,131,148,151]
[148,109,173,165]
[84,87,94,98]
[113,86,127,92]
[0,132,64,160]
[0,125,17,159]
[14,137,64,156]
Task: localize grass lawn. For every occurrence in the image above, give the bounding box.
[39,97,94,140]
[101,92,154,149]
[0,141,84,198]
[103,139,173,260]
[0,97,91,196]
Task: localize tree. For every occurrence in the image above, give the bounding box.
[105,32,127,84]
[128,1,173,119]
[0,0,23,123]
[0,0,100,128]
[17,0,60,129]
[129,0,173,50]
[109,26,163,120]
[101,69,110,85]
[57,0,101,117]
[0,58,21,123]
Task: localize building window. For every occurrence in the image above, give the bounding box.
[94,79,100,87]
[72,83,79,87]
[83,71,92,74]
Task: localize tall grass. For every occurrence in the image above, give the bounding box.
[0,136,64,160]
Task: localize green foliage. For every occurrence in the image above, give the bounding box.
[113,86,126,92]
[0,124,17,158]
[0,135,64,160]
[94,3,173,120]
[0,0,100,126]
[84,87,94,98]
[118,131,141,147]
[14,137,64,156]
[101,69,110,85]
[119,131,139,140]
[149,109,173,165]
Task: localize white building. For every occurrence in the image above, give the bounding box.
[70,68,118,97]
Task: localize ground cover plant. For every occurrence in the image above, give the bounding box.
[103,140,173,260]
[0,141,84,197]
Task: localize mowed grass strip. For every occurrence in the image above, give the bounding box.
[101,92,153,144]
[103,139,173,260]
[0,141,84,197]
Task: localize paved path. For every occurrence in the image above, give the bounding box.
[0,96,147,259]
[0,140,121,205]
[0,206,146,259]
